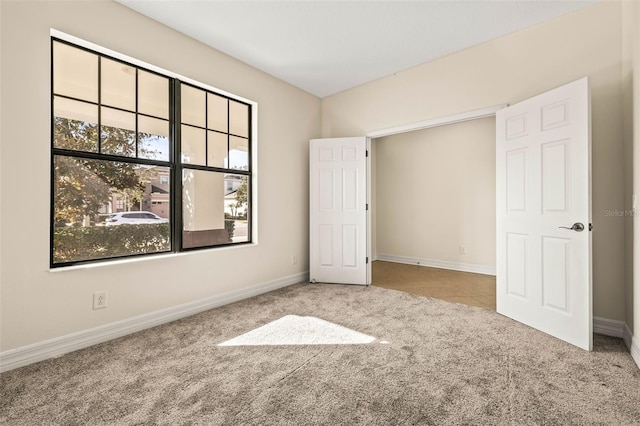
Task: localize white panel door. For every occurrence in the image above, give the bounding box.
[496,77,592,350]
[310,137,369,285]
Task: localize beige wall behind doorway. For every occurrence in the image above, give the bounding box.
[374,117,496,273]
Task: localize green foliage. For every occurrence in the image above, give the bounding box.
[53,117,159,224]
[53,155,112,222]
[53,116,99,152]
[100,125,136,157]
[235,176,248,210]
[229,175,249,219]
[225,220,235,242]
[53,223,170,264]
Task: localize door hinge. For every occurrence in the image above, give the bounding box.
[366,203,369,210]
[589,223,593,231]
[366,150,369,157]
[366,257,369,264]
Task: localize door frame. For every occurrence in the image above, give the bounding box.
[366,105,507,139]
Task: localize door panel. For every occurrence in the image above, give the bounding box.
[506,150,527,211]
[506,233,528,298]
[541,140,569,213]
[310,137,369,285]
[541,236,570,312]
[497,77,592,350]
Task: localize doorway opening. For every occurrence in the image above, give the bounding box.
[367,110,499,310]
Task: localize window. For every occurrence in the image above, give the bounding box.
[51,38,253,267]
[180,84,251,249]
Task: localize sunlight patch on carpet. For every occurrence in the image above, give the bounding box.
[218,315,377,346]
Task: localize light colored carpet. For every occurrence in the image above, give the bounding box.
[1,283,639,425]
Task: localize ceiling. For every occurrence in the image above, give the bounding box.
[117,0,596,98]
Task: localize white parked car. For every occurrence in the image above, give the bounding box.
[106,211,169,226]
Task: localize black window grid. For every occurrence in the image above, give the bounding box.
[50,38,253,267]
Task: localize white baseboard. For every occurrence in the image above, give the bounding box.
[623,323,640,370]
[593,316,625,338]
[376,254,496,276]
[0,271,308,373]
[601,322,639,371]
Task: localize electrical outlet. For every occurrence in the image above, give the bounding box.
[459,246,466,255]
[93,291,107,310]
[291,255,297,265]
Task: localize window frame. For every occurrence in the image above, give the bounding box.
[50,31,257,268]
[176,82,252,252]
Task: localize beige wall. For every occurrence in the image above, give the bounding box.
[626,0,640,345]
[322,1,626,321]
[634,1,640,349]
[375,117,496,269]
[623,1,637,335]
[0,1,320,352]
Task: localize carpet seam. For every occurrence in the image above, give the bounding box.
[232,349,325,424]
